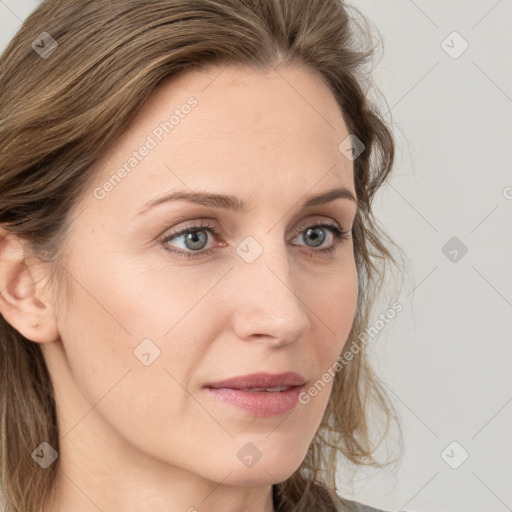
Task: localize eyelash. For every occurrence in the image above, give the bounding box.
[159,219,352,259]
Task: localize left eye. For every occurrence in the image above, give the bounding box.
[292,225,338,248]
[160,220,351,258]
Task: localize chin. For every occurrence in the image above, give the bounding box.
[224,463,299,487]
[220,447,306,487]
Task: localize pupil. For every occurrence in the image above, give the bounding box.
[306,227,325,247]
[186,231,207,250]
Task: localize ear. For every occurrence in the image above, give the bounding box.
[0,227,60,343]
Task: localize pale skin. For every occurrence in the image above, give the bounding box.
[0,64,358,512]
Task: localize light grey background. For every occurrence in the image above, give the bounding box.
[1,1,511,512]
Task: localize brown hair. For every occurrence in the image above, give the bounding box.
[0,1,406,510]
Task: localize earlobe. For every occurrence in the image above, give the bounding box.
[0,228,60,343]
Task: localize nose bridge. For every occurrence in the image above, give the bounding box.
[229,232,311,343]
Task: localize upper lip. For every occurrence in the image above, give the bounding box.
[204,372,306,389]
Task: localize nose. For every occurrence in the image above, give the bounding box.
[228,246,311,346]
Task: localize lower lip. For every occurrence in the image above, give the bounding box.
[204,386,304,417]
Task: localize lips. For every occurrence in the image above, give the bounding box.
[203,372,306,417]
[204,372,306,390]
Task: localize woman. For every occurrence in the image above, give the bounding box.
[0,1,407,511]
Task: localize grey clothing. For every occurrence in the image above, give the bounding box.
[271,484,407,511]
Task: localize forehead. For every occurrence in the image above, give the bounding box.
[84,64,354,215]
[146,63,347,143]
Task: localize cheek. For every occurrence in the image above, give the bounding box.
[54,270,221,467]
[54,253,225,415]
[310,262,358,358]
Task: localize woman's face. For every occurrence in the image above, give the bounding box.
[43,64,359,491]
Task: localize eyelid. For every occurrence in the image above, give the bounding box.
[159,215,345,241]
[160,218,218,240]
[292,215,343,235]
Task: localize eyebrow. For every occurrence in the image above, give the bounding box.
[136,186,358,216]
